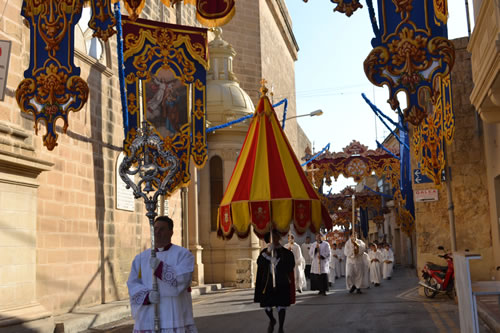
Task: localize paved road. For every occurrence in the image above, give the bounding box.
[87,267,492,333]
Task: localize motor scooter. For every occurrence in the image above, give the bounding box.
[419,246,455,298]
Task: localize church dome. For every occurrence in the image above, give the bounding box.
[206,28,254,128]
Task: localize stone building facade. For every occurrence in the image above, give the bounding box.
[412,37,494,281]
[468,0,500,281]
[0,0,306,330]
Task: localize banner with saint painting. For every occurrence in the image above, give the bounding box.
[122,16,208,193]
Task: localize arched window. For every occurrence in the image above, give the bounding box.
[76,7,105,61]
[210,156,223,231]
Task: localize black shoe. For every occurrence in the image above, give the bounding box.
[265,309,276,333]
[297,289,302,293]
[336,276,340,279]
[349,285,356,293]
[388,277,391,280]
[317,291,322,295]
[375,283,380,287]
[321,291,328,296]
[356,289,362,294]
[268,320,276,333]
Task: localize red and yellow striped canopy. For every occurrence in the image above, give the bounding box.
[217,89,332,239]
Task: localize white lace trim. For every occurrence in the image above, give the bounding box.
[131,289,149,305]
[162,263,177,287]
[134,324,197,333]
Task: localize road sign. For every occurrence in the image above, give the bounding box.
[414,169,433,184]
[414,189,439,202]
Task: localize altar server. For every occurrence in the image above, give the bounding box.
[309,233,330,295]
[344,231,366,294]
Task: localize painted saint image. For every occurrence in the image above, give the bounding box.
[145,69,188,138]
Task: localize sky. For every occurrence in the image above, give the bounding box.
[285,0,475,193]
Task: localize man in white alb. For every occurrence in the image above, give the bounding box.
[285,234,306,293]
[127,216,197,333]
[344,231,366,294]
[301,236,313,282]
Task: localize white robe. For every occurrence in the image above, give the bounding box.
[339,246,346,276]
[344,238,366,290]
[309,241,330,275]
[127,245,197,333]
[328,248,338,283]
[383,248,394,279]
[285,242,306,290]
[333,248,343,277]
[368,250,383,284]
[301,242,313,266]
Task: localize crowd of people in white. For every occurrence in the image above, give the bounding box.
[285,232,394,295]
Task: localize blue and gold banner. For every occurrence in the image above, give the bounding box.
[364,0,454,126]
[413,74,454,185]
[88,0,117,41]
[16,0,89,151]
[122,16,208,193]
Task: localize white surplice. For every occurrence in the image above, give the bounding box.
[344,237,366,290]
[368,250,383,284]
[309,241,330,274]
[382,248,394,279]
[285,242,306,290]
[127,245,197,333]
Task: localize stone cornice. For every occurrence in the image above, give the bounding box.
[265,0,299,61]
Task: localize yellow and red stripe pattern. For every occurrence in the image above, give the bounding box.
[217,94,333,239]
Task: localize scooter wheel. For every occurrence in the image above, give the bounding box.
[423,278,438,298]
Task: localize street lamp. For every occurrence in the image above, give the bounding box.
[281,109,323,122]
[281,109,323,129]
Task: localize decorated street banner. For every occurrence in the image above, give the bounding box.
[122,16,208,194]
[364,0,455,126]
[123,0,235,26]
[88,0,117,41]
[16,0,89,151]
[413,74,454,185]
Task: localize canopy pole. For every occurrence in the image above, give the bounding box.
[271,228,276,288]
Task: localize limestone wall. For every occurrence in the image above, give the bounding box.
[412,37,493,281]
[0,0,192,316]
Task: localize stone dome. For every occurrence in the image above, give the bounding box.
[206,28,254,128]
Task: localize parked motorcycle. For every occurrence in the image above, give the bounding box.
[419,246,455,298]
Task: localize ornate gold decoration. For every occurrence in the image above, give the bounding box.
[330,0,363,17]
[363,0,455,126]
[412,74,453,186]
[16,0,89,150]
[88,0,116,41]
[122,17,208,194]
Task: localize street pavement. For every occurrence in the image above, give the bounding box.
[85,267,493,333]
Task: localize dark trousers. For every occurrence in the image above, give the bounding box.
[310,273,328,292]
[305,264,311,279]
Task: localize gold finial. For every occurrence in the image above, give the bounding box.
[260,79,268,96]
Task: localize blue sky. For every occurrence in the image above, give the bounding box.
[286,1,474,192]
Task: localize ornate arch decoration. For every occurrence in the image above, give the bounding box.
[122,16,208,194]
[307,140,400,189]
[307,140,415,235]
